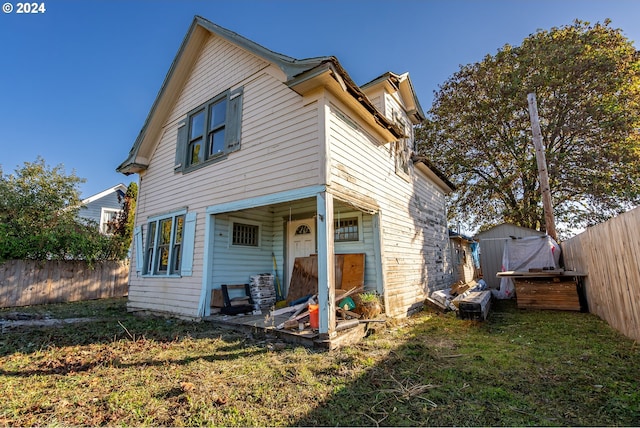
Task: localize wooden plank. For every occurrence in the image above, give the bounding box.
[286,254,366,304]
[340,254,365,290]
[527,93,557,241]
[286,256,318,304]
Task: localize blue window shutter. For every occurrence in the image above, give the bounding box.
[134,226,144,273]
[181,212,197,276]
[175,123,187,172]
[225,87,243,152]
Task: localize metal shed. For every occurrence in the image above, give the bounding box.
[475,224,545,288]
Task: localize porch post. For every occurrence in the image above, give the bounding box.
[316,191,335,336]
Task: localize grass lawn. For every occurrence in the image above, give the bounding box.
[1,297,639,426]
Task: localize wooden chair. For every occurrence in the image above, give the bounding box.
[220,284,254,315]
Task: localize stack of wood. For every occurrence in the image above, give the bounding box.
[249,273,276,312]
[427,279,492,321]
[451,279,476,297]
[458,290,492,321]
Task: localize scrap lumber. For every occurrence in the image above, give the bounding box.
[286,254,365,303]
[458,290,492,321]
[270,301,307,317]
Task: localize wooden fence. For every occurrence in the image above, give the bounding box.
[0,260,129,308]
[561,207,640,342]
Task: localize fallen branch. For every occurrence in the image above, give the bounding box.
[118,320,135,341]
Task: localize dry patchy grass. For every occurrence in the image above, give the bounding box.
[1,298,639,426]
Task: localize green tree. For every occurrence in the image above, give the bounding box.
[417,20,640,236]
[0,157,114,261]
[107,181,138,259]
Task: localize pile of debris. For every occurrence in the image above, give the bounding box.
[427,279,492,321]
[271,286,383,332]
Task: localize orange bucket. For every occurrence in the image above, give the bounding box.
[308,304,319,329]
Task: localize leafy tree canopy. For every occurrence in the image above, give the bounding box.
[416,20,640,237]
[0,157,127,262]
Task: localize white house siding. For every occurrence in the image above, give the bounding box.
[128,33,324,317]
[327,100,451,317]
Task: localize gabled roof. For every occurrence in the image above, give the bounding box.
[117,16,404,175]
[81,183,127,205]
[361,72,426,123]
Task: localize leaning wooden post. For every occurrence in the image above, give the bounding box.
[527,93,558,241]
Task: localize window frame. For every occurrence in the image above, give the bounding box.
[187,92,228,168]
[228,217,262,249]
[334,211,363,243]
[143,209,187,277]
[99,208,121,235]
[176,87,243,173]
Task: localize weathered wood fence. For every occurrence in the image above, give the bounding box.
[0,260,129,308]
[561,207,640,342]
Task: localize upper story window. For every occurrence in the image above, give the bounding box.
[175,87,243,173]
[392,110,413,180]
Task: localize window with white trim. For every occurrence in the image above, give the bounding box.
[144,212,185,275]
[230,218,261,248]
[100,208,121,235]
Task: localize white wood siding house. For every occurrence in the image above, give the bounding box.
[117,16,454,335]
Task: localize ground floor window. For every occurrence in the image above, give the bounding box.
[335,217,359,242]
[144,210,185,275]
[230,217,261,247]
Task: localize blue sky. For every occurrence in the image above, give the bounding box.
[1,0,639,198]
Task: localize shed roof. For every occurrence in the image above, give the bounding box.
[475,223,545,240]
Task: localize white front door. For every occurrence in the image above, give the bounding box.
[287,218,316,293]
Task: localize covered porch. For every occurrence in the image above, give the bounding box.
[197,186,385,346]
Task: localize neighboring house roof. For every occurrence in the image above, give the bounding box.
[117,15,408,175]
[81,183,127,205]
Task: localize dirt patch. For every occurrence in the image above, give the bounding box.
[0,314,98,332]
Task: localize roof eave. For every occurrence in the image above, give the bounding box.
[413,155,456,193]
[288,60,405,140]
